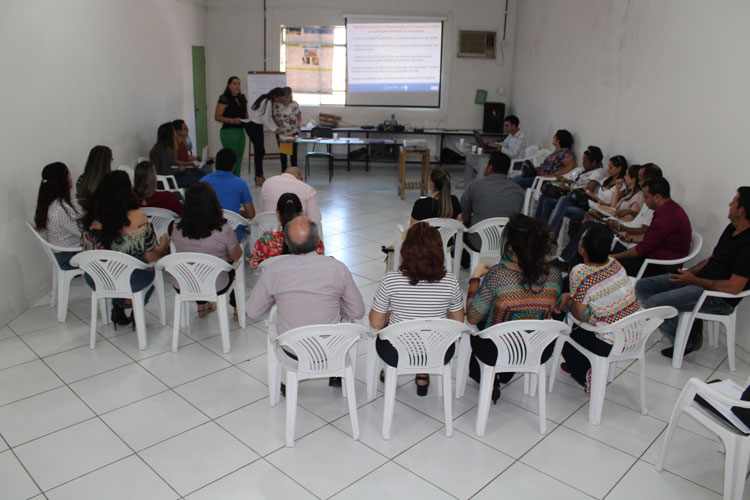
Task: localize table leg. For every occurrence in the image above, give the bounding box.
[421,149,430,196]
[398,148,406,200]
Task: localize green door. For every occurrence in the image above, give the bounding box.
[192,46,208,157]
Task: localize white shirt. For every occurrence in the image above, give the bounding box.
[261,173,322,224]
[248,100,278,131]
[571,167,607,190]
[500,130,527,159]
[45,199,81,248]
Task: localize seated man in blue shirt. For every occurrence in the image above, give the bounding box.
[201,148,255,239]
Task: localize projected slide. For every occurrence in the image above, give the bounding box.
[346,22,443,107]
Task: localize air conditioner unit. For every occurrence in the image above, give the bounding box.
[458,31,496,58]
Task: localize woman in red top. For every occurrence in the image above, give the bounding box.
[133,161,183,216]
[249,192,323,269]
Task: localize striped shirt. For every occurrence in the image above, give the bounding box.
[371,272,464,324]
[570,257,641,343]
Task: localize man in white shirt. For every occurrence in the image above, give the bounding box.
[488,115,526,159]
[260,167,322,224]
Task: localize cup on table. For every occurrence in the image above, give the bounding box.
[471,145,477,153]
[477,147,483,155]
[333,133,339,140]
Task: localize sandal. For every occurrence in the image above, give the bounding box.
[415,374,430,397]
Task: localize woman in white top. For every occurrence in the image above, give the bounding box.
[587,163,644,222]
[586,155,627,206]
[34,162,81,269]
[244,87,285,186]
[369,222,464,396]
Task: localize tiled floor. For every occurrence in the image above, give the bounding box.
[1,161,746,499]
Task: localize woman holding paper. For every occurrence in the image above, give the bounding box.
[214,76,248,177]
[245,87,285,186]
[273,87,302,172]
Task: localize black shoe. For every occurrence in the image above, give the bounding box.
[328,377,342,387]
[492,374,502,404]
[110,305,131,328]
[661,320,703,359]
[416,375,430,397]
[280,383,286,397]
[380,369,385,383]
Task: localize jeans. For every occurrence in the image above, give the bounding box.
[54,251,78,271]
[535,195,559,221]
[561,326,613,387]
[548,195,587,233]
[245,121,266,178]
[84,268,155,308]
[512,175,535,189]
[634,273,733,343]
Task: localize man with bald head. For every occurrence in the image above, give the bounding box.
[246,216,364,335]
[261,166,322,224]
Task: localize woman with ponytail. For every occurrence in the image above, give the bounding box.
[35,162,81,268]
[409,167,462,224]
[465,214,563,403]
[245,87,285,186]
[248,192,324,269]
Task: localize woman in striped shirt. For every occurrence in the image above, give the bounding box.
[466,214,563,403]
[370,222,465,396]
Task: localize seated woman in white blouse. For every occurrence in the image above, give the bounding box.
[34,162,81,269]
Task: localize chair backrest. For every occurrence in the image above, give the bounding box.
[636,231,704,280]
[377,318,467,370]
[200,145,209,162]
[533,149,551,166]
[422,217,465,272]
[275,323,366,374]
[251,211,279,233]
[26,221,82,268]
[70,250,149,298]
[141,207,178,239]
[222,209,251,232]
[117,165,134,183]
[311,126,333,138]
[156,175,180,192]
[586,306,677,360]
[479,320,570,370]
[467,217,509,260]
[157,252,233,300]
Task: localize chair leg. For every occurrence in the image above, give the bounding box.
[587,357,609,425]
[268,337,279,407]
[474,362,495,437]
[537,365,547,434]
[51,265,58,308]
[171,295,182,352]
[382,366,398,440]
[99,299,109,326]
[234,267,246,329]
[671,313,692,369]
[285,371,298,447]
[455,332,471,398]
[217,296,231,353]
[638,356,648,415]
[89,293,98,349]
[731,439,750,500]
[304,156,309,182]
[344,365,359,440]
[523,373,530,395]
[133,292,148,350]
[548,337,566,393]
[154,268,166,326]
[442,364,453,437]
[366,336,378,402]
[328,156,333,183]
[726,314,737,372]
[57,271,74,322]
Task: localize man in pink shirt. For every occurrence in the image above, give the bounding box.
[260,167,322,223]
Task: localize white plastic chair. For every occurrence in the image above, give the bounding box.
[474,320,571,435]
[249,211,280,249]
[671,289,750,372]
[141,207,178,240]
[422,217,465,277]
[223,209,252,248]
[634,231,703,281]
[156,174,184,198]
[200,145,209,163]
[548,306,677,425]
[657,376,750,500]
[266,304,282,407]
[70,250,155,350]
[509,145,539,175]
[157,253,236,353]
[274,322,367,447]
[374,318,467,439]
[26,222,83,322]
[521,175,556,216]
[465,217,510,275]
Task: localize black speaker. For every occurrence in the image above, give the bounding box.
[483,102,505,133]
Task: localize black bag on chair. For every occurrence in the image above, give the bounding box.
[540,182,566,199]
[521,160,536,178]
[570,189,593,209]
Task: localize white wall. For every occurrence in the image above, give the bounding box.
[205,0,516,156]
[0,0,207,325]
[511,0,750,348]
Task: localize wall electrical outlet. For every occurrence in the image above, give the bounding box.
[498,87,505,95]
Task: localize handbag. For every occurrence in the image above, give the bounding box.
[541,182,566,199]
[570,189,593,209]
[521,160,536,178]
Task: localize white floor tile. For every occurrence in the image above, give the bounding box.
[503,375,589,423]
[0,360,63,406]
[266,425,387,498]
[101,391,208,451]
[198,325,267,364]
[108,323,193,361]
[235,356,268,384]
[0,450,41,500]
[331,397,443,458]
[138,343,231,387]
[70,363,168,414]
[178,308,241,341]
[563,399,666,457]
[217,398,326,456]
[628,342,714,389]
[521,426,636,498]
[45,455,177,500]
[393,378,478,424]
[394,430,513,499]
[606,460,721,500]
[185,459,317,500]
[331,461,455,500]
[139,422,258,496]
[0,326,16,341]
[453,402,554,458]
[349,260,387,282]
[174,366,267,418]
[14,418,131,492]
[43,341,133,383]
[327,250,377,268]
[0,387,94,446]
[9,306,83,336]
[295,378,369,422]
[471,461,594,500]
[641,426,725,494]
[21,323,93,358]
[0,337,38,370]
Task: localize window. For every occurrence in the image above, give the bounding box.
[280,26,346,106]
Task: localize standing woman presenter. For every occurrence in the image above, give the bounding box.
[214,76,248,177]
[245,87,284,186]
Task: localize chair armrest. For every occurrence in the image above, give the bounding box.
[684,377,750,409]
[700,289,750,301]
